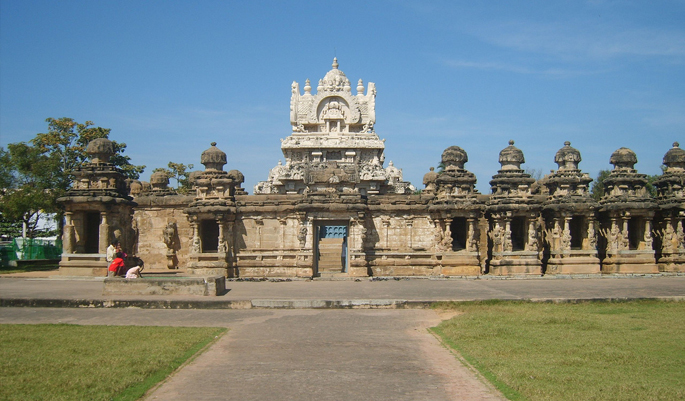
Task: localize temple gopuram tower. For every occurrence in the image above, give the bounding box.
[598,147,658,273]
[653,142,685,272]
[487,141,543,275]
[57,138,136,276]
[541,142,600,274]
[254,58,413,196]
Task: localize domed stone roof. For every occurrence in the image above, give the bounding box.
[663,142,685,171]
[227,170,245,184]
[441,146,468,170]
[318,58,351,92]
[86,137,114,163]
[554,141,581,171]
[201,142,227,171]
[499,140,525,170]
[150,170,169,188]
[609,147,637,170]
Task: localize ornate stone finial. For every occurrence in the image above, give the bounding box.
[86,137,114,164]
[663,141,685,172]
[609,147,637,170]
[423,167,438,190]
[357,79,364,95]
[150,170,170,190]
[332,57,339,69]
[554,141,581,171]
[441,146,468,171]
[201,142,227,171]
[499,140,525,170]
[304,79,311,94]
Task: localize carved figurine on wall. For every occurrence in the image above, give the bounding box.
[163,222,179,269]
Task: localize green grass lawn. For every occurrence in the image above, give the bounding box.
[0,324,226,401]
[432,300,685,401]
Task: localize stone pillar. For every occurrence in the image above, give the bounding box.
[382,218,390,249]
[561,216,572,252]
[279,218,287,249]
[587,219,597,250]
[217,219,227,254]
[526,219,539,252]
[63,212,75,254]
[467,217,478,253]
[643,219,653,250]
[99,212,109,254]
[443,218,453,251]
[406,218,414,250]
[503,218,512,252]
[191,221,201,254]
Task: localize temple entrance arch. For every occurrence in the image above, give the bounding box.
[314,221,348,276]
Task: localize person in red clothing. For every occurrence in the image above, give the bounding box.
[108,252,125,277]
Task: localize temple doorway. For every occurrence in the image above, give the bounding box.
[84,212,100,254]
[315,222,348,275]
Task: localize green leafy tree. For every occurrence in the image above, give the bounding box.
[1,118,145,235]
[0,143,61,238]
[154,162,195,194]
[591,170,611,201]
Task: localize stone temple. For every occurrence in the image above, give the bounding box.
[57,59,685,278]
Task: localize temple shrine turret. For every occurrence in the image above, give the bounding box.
[653,142,685,272]
[486,140,543,275]
[57,138,136,276]
[541,142,600,274]
[598,147,658,273]
[254,58,413,196]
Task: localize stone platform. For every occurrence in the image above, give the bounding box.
[103,275,226,296]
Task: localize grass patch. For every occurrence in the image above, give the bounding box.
[0,324,226,401]
[432,300,685,401]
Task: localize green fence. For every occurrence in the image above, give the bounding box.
[1,237,61,264]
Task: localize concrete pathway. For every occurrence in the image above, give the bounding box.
[1,276,684,308]
[0,307,504,401]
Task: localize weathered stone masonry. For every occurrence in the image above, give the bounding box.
[58,59,685,277]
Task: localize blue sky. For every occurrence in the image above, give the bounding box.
[1,0,684,193]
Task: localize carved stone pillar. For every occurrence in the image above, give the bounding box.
[406,218,414,250]
[99,212,109,254]
[466,218,477,252]
[63,212,75,254]
[643,219,653,250]
[587,219,597,250]
[527,219,539,252]
[217,219,227,254]
[191,221,201,254]
[443,218,453,251]
[503,218,512,252]
[561,216,572,252]
[278,218,287,249]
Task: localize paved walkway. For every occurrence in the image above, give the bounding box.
[1,275,684,308]
[1,274,684,400]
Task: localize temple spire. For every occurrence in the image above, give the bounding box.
[332,57,339,69]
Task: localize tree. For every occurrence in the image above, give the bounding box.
[1,118,146,235]
[31,118,145,185]
[591,170,611,201]
[0,143,61,238]
[154,162,195,194]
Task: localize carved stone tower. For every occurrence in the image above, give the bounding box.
[653,142,685,272]
[254,58,413,196]
[598,147,658,273]
[541,142,600,274]
[487,140,542,275]
[57,138,136,276]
